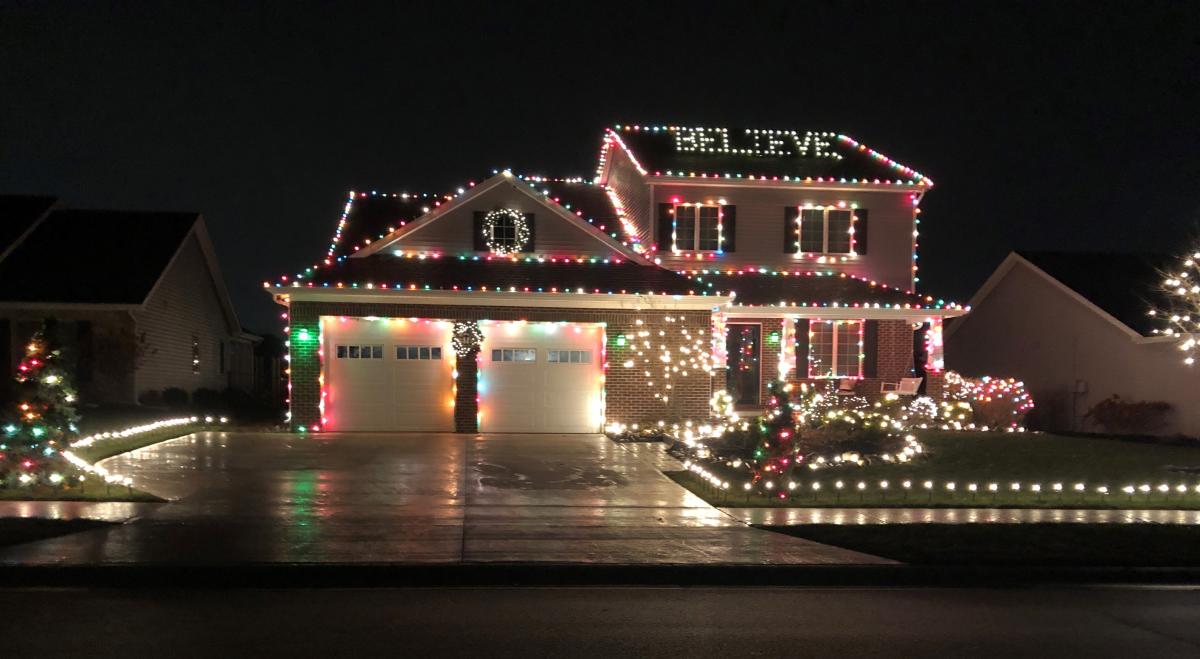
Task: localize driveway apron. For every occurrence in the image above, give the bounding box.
[0,431,887,565]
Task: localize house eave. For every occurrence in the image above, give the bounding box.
[720,304,968,321]
[266,285,727,311]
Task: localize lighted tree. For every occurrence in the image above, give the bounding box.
[2,320,79,483]
[1150,248,1200,365]
[750,381,798,483]
[621,315,714,431]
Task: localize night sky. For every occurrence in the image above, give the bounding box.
[3,1,1198,333]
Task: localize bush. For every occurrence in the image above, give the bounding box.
[941,372,1034,431]
[1085,395,1172,434]
[162,387,189,409]
[137,389,163,407]
[192,388,224,411]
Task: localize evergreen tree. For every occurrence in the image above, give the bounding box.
[2,319,79,483]
[752,381,797,482]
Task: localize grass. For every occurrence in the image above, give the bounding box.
[761,523,1200,566]
[671,430,1200,508]
[0,518,115,549]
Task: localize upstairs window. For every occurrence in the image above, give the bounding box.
[798,208,854,254]
[673,204,722,252]
[489,213,519,251]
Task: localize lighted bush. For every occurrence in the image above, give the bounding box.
[1085,395,1172,434]
[938,371,1034,431]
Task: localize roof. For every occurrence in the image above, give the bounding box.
[0,194,56,257]
[684,268,965,311]
[1016,251,1170,336]
[275,253,705,297]
[0,209,199,304]
[602,125,933,186]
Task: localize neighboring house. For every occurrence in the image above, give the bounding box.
[270,125,966,433]
[0,195,258,405]
[945,251,1200,436]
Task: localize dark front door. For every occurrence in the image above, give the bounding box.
[726,323,761,406]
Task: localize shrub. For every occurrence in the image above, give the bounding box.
[137,389,164,407]
[968,377,1034,430]
[162,387,189,409]
[1085,395,1172,434]
[192,388,224,412]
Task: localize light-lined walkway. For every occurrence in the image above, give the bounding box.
[0,432,889,565]
[724,507,1200,526]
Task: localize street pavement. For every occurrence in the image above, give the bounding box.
[3,585,1199,657]
[0,431,887,565]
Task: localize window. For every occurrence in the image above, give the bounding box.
[336,345,384,359]
[807,321,863,378]
[491,348,536,362]
[725,324,761,406]
[490,213,519,252]
[673,204,721,252]
[395,346,442,360]
[797,208,855,254]
[219,340,226,375]
[548,350,592,364]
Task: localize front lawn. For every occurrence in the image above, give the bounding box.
[70,421,206,463]
[670,430,1200,508]
[762,523,1200,566]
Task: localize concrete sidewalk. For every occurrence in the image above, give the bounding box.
[723,507,1200,526]
[0,501,158,524]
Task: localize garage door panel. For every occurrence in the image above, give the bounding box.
[322,318,454,432]
[480,323,603,433]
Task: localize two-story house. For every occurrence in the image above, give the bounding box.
[270,125,966,433]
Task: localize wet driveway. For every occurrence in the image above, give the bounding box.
[0,432,887,565]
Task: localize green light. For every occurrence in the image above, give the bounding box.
[615,335,626,347]
[297,328,313,342]
[769,332,780,344]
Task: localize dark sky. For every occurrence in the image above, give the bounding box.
[3,1,1199,333]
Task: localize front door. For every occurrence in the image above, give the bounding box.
[726,323,761,407]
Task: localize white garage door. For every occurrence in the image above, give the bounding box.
[322,317,455,432]
[479,322,604,433]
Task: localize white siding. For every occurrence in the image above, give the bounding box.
[132,232,232,397]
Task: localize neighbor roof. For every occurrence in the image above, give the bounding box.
[685,268,964,311]
[278,254,705,297]
[0,209,199,304]
[0,194,57,257]
[1017,251,1170,336]
[603,125,933,186]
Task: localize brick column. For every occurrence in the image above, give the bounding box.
[454,348,479,433]
[287,304,321,431]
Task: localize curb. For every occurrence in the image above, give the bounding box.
[2,563,1200,588]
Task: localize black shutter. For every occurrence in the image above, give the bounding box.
[472,211,487,252]
[854,208,868,255]
[523,212,535,252]
[784,207,800,253]
[795,319,810,378]
[862,320,879,378]
[656,203,674,251]
[721,205,736,252]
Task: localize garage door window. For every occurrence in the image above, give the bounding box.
[337,345,383,359]
[548,350,591,364]
[491,348,536,362]
[396,346,442,360]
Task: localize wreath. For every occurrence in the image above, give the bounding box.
[482,208,530,255]
[452,321,484,357]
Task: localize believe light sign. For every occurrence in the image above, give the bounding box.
[672,128,842,159]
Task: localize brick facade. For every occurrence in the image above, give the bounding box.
[287,300,713,432]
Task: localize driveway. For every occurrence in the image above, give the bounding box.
[0,432,888,565]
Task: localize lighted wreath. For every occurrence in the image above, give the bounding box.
[482,208,530,255]
[452,321,484,357]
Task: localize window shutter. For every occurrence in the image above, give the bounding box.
[854,209,868,255]
[784,207,800,254]
[721,205,736,252]
[657,203,674,251]
[523,212,536,252]
[472,211,488,251]
[795,319,810,378]
[862,320,879,378]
